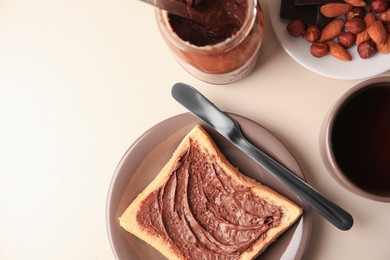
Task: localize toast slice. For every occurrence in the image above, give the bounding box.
[119,125,302,259]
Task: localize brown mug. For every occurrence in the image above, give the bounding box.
[320,76,390,202]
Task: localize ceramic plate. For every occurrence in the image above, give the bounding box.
[268,0,390,80]
[106,113,312,259]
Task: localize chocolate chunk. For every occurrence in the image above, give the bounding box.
[294,0,344,5]
[280,0,317,24]
[280,0,333,28]
[316,10,334,28]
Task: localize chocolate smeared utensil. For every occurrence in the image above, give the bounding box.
[139,0,210,27]
[172,82,354,231]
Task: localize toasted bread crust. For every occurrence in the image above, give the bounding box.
[119,125,302,259]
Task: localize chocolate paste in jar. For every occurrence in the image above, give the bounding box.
[136,140,282,259]
[155,0,264,84]
[169,0,247,46]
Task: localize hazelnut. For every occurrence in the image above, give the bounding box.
[370,0,388,13]
[338,32,357,48]
[345,17,366,34]
[303,25,321,42]
[287,19,305,37]
[310,42,329,58]
[357,40,376,58]
[345,7,365,21]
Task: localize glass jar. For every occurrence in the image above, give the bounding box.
[155,0,264,85]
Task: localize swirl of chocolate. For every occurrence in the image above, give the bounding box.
[169,0,247,46]
[137,140,282,259]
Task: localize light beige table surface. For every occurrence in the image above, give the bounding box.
[1,0,389,259]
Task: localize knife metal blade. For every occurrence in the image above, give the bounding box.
[171,82,353,231]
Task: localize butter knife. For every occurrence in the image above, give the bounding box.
[139,0,208,27]
[171,82,353,231]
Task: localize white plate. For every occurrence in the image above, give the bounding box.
[107,113,312,260]
[268,0,390,80]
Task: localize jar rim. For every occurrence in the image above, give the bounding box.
[155,0,257,54]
